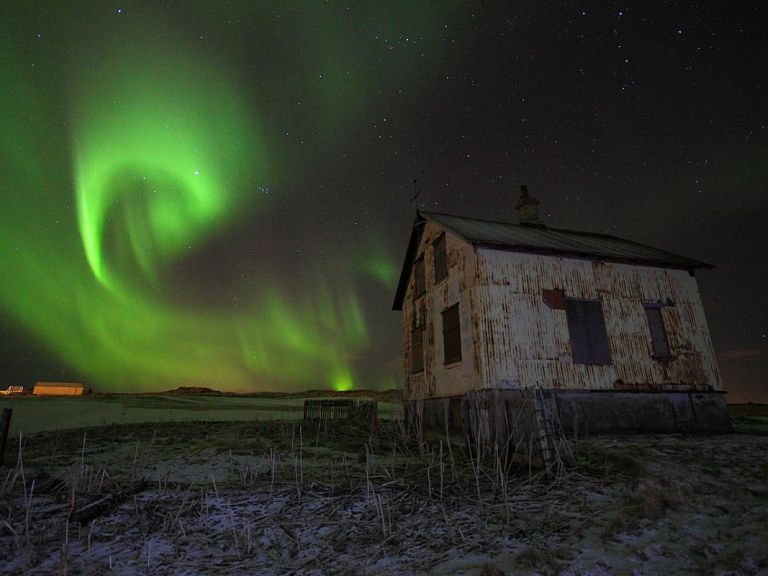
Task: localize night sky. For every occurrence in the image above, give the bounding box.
[1,2,765,401]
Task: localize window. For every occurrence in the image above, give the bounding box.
[442,303,462,364]
[414,300,426,329]
[564,299,612,365]
[644,305,671,358]
[410,302,426,373]
[414,256,425,297]
[410,326,424,373]
[433,233,448,283]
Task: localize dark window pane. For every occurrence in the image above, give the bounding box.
[442,303,461,364]
[434,234,448,283]
[410,327,424,373]
[644,306,671,358]
[414,256,425,297]
[565,299,612,365]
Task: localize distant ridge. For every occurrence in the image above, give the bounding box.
[160,386,222,396]
[120,386,403,402]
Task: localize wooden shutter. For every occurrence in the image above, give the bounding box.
[442,303,461,364]
[565,299,612,365]
[414,256,425,297]
[644,305,671,358]
[410,326,424,373]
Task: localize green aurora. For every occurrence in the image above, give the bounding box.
[0,3,458,392]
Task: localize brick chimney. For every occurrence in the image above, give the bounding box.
[515,185,542,225]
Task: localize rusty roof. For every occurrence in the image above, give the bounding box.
[392,210,713,310]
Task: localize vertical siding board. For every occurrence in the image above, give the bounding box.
[667,270,720,387]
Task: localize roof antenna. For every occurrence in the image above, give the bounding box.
[409,172,424,204]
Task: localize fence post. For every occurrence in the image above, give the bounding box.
[0,408,12,468]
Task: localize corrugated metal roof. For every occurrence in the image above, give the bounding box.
[392,211,713,310]
[422,211,713,270]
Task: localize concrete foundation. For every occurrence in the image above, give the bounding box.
[408,390,731,435]
[554,390,731,434]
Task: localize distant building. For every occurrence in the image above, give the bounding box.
[0,385,25,396]
[33,382,89,396]
[392,186,730,433]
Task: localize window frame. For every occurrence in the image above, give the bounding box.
[643,303,673,360]
[441,303,462,365]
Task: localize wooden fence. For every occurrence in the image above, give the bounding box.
[303,399,377,422]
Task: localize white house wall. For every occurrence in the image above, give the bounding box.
[474,250,721,392]
[402,222,480,400]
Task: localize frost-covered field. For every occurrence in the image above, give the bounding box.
[1,419,767,575]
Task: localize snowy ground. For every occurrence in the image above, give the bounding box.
[1,419,767,575]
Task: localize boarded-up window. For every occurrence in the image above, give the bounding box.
[412,301,426,329]
[442,303,461,364]
[410,326,424,373]
[565,299,612,365]
[414,256,425,297]
[644,305,671,358]
[434,234,448,283]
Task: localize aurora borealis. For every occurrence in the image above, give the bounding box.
[1,2,766,399]
[0,2,452,392]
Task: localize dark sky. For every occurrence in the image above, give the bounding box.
[0,1,766,401]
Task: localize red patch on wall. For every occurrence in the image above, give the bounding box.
[542,289,565,310]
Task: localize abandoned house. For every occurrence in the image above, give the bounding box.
[392,186,730,433]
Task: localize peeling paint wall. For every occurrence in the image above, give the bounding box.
[402,222,480,400]
[475,250,721,392]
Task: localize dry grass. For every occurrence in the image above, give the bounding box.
[1,419,767,575]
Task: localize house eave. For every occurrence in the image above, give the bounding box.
[471,241,715,271]
[392,214,427,311]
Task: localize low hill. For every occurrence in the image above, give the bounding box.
[128,386,403,403]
